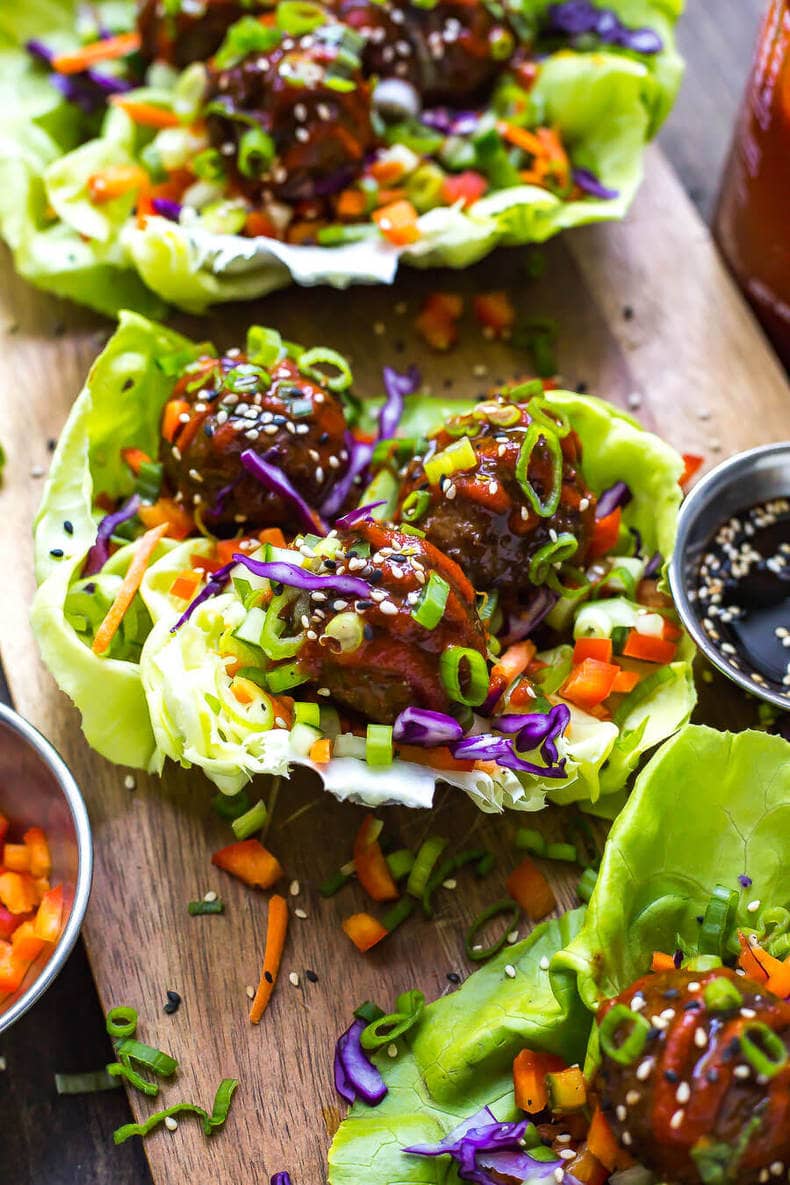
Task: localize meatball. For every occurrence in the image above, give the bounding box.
[138,0,257,67]
[204,30,375,203]
[396,395,596,615]
[596,967,790,1184]
[299,520,487,723]
[160,351,349,532]
[331,0,510,105]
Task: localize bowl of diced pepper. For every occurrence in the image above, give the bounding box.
[0,703,92,1033]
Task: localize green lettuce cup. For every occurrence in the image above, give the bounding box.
[32,313,693,811]
[328,725,790,1184]
[2,0,681,314]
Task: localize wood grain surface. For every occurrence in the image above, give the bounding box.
[0,134,788,1185]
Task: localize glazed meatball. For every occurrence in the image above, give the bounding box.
[397,394,596,615]
[138,0,258,67]
[332,0,511,105]
[299,521,487,723]
[597,968,790,1184]
[160,351,349,532]
[205,29,375,202]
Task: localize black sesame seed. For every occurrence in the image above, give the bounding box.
[166,989,181,1004]
[663,988,680,999]
[623,306,634,320]
[122,378,134,393]
[369,569,384,585]
[319,432,329,444]
[647,1027,662,1041]
[163,1001,178,1014]
[363,624,374,641]
[356,599,374,610]
[63,520,74,535]
[50,548,64,558]
[683,1000,702,1012]
[707,1067,720,1083]
[47,438,57,451]
[305,969,319,983]
[446,972,461,984]
[664,1069,678,1083]
[264,971,274,984]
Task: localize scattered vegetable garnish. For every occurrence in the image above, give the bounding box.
[188,899,225,916]
[249,894,289,1024]
[211,839,284,890]
[506,858,557,921]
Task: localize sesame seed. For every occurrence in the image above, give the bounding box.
[506,929,519,945]
[670,1109,685,1130]
[676,1081,690,1104]
[539,956,550,971]
[554,1169,564,1183]
[504,964,516,979]
[636,1057,654,1081]
[164,1116,178,1132]
[734,1065,751,1079]
[625,1090,641,1106]
[741,1007,757,1019]
[694,1027,708,1048]
[621,1132,632,1147]
[289,879,300,896]
[294,908,308,919]
[559,1149,576,1161]
[747,899,761,913]
[289,972,300,987]
[379,601,398,616]
[442,878,457,890]
[123,774,136,790]
[246,984,256,999]
[203,891,218,903]
[687,981,701,993]
[616,1104,627,1122]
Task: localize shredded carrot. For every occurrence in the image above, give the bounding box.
[121,447,152,475]
[370,157,407,185]
[587,1107,633,1171]
[496,120,544,157]
[110,96,180,129]
[495,640,537,683]
[249,894,289,1024]
[87,164,149,205]
[737,931,790,995]
[651,951,677,973]
[245,210,277,238]
[92,524,168,655]
[309,737,332,764]
[52,31,141,74]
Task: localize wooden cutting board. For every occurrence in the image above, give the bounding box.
[0,145,787,1185]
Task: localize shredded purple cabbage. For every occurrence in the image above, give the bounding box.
[379,364,421,442]
[643,551,663,578]
[393,707,465,747]
[232,554,371,600]
[333,1042,357,1104]
[333,500,387,530]
[320,433,374,518]
[83,494,141,576]
[504,588,557,643]
[271,1174,293,1185]
[335,1019,388,1106]
[546,2,663,53]
[573,167,619,201]
[738,874,753,889]
[240,448,328,535]
[152,197,182,221]
[405,1110,569,1184]
[26,37,132,113]
[595,480,632,520]
[452,704,569,778]
[170,560,235,632]
[421,108,479,135]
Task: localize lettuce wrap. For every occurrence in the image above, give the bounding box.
[328,725,790,1184]
[1,0,682,314]
[32,312,694,812]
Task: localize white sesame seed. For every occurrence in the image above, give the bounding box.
[124,774,136,790]
[741,1007,757,1019]
[294,908,308,919]
[616,1104,627,1122]
[625,1090,641,1106]
[694,1027,708,1048]
[539,956,550,971]
[504,964,516,979]
[621,1131,633,1147]
[203,891,218,903]
[0,1056,6,1071]
[31,465,45,478]
[636,1057,655,1081]
[559,1149,576,1161]
[734,1064,751,1079]
[554,1169,564,1183]
[164,1116,178,1132]
[676,1081,690,1104]
[506,929,519,945]
[289,879,300,896]
[246,984,256,999]
[379,601,398,616]
[670,1109,685,1130]
[387,1043,398,1058]
[687,981,701,993]
[747,899,761,913]
[769,1162,785,1177]
[442,878,457,890]
[289,972,300,987]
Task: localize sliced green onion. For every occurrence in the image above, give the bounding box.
[527,1146,558,1164]
[353,1000,385,1024]
[233,666,269,690]
[366,723,393,768]
[465,900,521,962]
[260,591,302,660]
[298,346,353,392]
[476,851,496,877]
[238,125,276,178]
[192,147,225,181]
[406,836,447,899]
[686,954,723,973]
[206,1077,239,1130]
[319,869,352,897]
[231,799,268,840]
[424,437,477,485]
[317,224,377,246]
[106,1006,138,1040]
[421,848,486,916]
[702,976,743,1013]
[739,1022,788,1079]
[577,867,598,903]
[246,325,283,368]
[276,0,326,33]
[439,645,489,707]
[401,489,431,524]
[107,1061,159,1097]
[528,533,579,587]
[381,895,415,933]
[598,1003,650,1066]
[211,789,251,821]
[266,661,308,693]
[115,1038,178,1079]
[323,611,364,653]
[136,459,163,504]
[515,423,563,518]
[112,1077,237,1144]
[699,885,739,958]
[294,701,320,727]
[514,828,545,856]
[55,1069,122,1095]
[525,393,570,439]
[360,990,425,1051]
[188,899,225,916]
[386,849,415,882]
[412,571,450,630]
[545,842,577,863]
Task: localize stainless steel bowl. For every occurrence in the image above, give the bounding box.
[669,442,790,712]
[0,703,92,1033]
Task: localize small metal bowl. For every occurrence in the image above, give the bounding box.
[669,442,790,712]
[0,704,92,1033]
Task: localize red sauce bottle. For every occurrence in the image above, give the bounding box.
[714,0,790,369]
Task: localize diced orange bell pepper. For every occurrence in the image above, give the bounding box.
[0,941,30,994]
[23,827,52,878]
[621,630,677,664]
[258,527,287,549]
[415,307,457,351]
[308,737,332,763]
[353,816,399,903]
[611,668,642,694]
[11,920,47,962]
[572,637,613,665]
[336,188,367,219]
[587,1106,633,1171]
[372,199,419,246]
[33,885,64,943]
[513,1048,566,1112]
[651,950,677,973]
[589,507,622,559]
[0,871,39,915]
[560,658,620,710]
[342,912,389,953]
[0,906,27,941]
[137,497,194,541]
[3,844,31,873]
[169,569,203,601]
[442,170,488,208]
[507,857,557,921]
[87,164,149,205]
[662,618,682,642]
[211,839,284,889]
[473,291,516,338]
[680,453,704,488]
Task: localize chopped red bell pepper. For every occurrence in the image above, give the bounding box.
[441,170,488,208]
[353,815,399,903]
[11,919,47,962]
[560,658,620,710]
[679,453,704,488]
[589,507,622,559]
[120,447,152,476]
[0,905,27,941]
[473,291,516,338]
[23,827,52,878]
[33,885,63,943]
[611,668,642,694]
[621,630,677,664]
[211,839,284,889]
[572,637,613,665]
[415,292,463,351]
